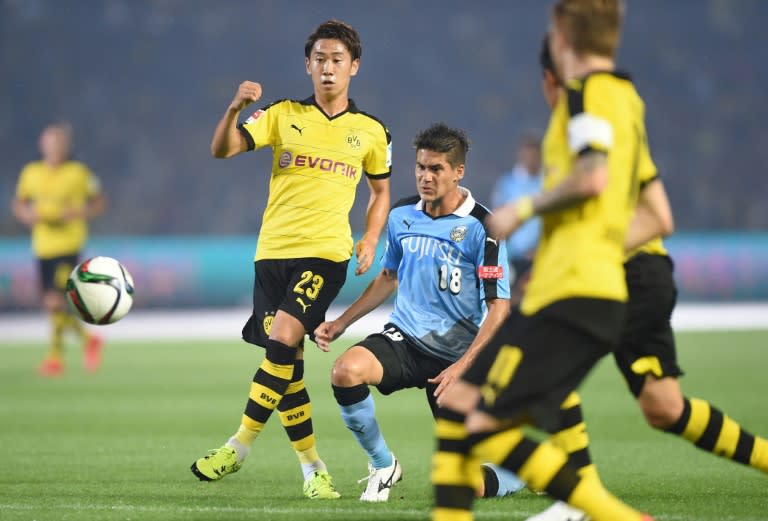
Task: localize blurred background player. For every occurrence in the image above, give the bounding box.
[190,20,391,499]
[12,122,106,376]
[432,0,657,520]
[490,134,542,302]
[315,123,524,502]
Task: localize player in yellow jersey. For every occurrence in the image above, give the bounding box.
[431,2,656,521]
[12,123,106,377]
[529,30,768,521]
[190,20,391,500]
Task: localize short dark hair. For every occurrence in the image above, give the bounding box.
[305,20,362,61]
[413,123,470,168]
[539,35,555,76]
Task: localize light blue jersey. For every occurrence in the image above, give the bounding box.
[381,188,510,362]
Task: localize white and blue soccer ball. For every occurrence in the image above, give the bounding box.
[66,256,135,325]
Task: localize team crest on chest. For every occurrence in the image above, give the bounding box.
[346,130,361,150]
[450,225,467,243]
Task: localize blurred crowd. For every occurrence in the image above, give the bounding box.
[2,0,766,236]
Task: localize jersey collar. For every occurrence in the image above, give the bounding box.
[414,187,475,217]
[301,94,358,120]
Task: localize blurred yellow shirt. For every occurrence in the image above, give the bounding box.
[15,160,100,259]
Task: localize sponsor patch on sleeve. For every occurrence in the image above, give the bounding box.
[478,266,504,279]
[245,109,265,124]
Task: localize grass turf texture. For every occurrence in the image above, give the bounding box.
[1,330,766,521]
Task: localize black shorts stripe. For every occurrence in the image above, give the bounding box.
[695,407,724,451]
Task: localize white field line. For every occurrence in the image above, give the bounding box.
[0,502,703,520]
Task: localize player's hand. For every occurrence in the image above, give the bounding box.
[313,320,346,352]
[428,360,467,408]
[354,235,377,275]
[229,81,263,112]
[486,201,523,240]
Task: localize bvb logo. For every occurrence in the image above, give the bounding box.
[346,132,361,150]
[263,315,274,335]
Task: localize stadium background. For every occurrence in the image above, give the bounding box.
[2,0,768,310]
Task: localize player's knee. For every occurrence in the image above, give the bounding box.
[331,353,368,387]
[639,393,684,429]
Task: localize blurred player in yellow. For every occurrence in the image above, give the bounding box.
[190,20,391,499]
[528,26,768,521]
[431,1,656,520]
[12,122,106,376]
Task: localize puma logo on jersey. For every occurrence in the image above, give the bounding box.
[402,219,413,230]
[290,124,305,135]
[295,297,311,314]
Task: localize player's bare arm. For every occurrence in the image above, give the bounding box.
[625,178,675,252]
[487,150,608,239]
[210,81,262,159]
[428,297,511,406]
[314,268,398,351]
[355,177,390,275]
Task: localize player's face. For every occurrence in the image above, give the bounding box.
[415,149,464,204]
[39,127,70,164]
[306,39,359,101]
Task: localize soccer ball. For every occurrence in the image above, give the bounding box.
[66,256,135,325]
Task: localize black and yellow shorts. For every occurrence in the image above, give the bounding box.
[241,257,348,347]
[614,253,683,397]
[464,298,625,432]
[38,254,79,293]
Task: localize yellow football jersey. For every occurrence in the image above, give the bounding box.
[239,96,391,262]
[522,71,652,314]
[15,160,101,259]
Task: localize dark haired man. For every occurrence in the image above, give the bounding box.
[191,20,391,500]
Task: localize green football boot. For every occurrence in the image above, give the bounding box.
[303,470,341,499]
[190,446,241,481]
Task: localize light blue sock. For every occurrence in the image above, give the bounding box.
[486,463,526,496]
[338,394,393,469]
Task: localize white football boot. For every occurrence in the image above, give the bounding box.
[358,453,403,502]
[525,501,590,521]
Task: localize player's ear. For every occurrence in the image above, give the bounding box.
[455,164,465,182]
[350,58,360,77]
[305,57,311,75]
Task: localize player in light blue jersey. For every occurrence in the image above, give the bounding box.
[314,123,523,502]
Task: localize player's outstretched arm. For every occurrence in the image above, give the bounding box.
[625,178,675,252]
[355,177,390,275]
[487,151,608,240]
[313,268,398,351]
[428,297,511,406]
[210,81,262,159]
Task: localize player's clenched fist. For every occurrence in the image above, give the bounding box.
[229,81,263,112]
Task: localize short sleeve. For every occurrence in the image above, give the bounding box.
[364,125,392,178]
[566,84,614,156]
[238,103,279,151]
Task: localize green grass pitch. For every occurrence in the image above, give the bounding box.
[1,330,766,520]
